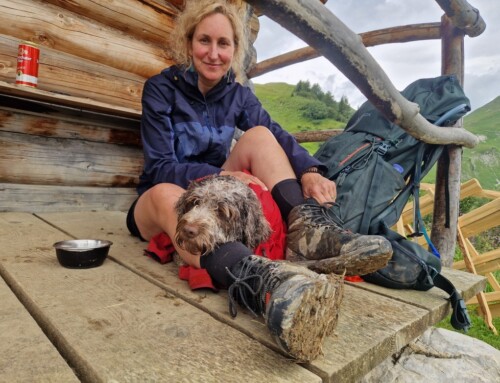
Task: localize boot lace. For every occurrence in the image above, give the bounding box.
[226,256,287,318]
[302,201,349,232]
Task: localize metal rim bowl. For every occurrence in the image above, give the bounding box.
[53,239,113,269]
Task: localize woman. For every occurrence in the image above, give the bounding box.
[127,0,391,361]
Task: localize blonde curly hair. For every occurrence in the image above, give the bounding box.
[169,0,248,77]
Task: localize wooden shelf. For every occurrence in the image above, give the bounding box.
[0,81,141,119]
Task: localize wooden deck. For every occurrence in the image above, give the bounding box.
[0,211,486,383]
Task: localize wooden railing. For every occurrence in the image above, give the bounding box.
[395,178,500,334]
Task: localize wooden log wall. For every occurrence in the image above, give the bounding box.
[0,0,259,213]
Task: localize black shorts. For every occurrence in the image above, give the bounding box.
[126,197,146,242]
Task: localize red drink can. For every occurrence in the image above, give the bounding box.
[16,41,40,87]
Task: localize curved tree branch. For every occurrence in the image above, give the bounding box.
[246,0,479,148]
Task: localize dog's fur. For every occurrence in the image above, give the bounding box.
[174,175,271,255]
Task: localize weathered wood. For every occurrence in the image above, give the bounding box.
[0,0,171,78]
[459,198,500,238]
[143,0,185,12]
[248,23,441,79]
[293,129,341,143]
[0,212,320,382]
[353,267,486,326]
[0,131,143,187]
[36,210,486,383]
[434,0,486,37]
[0,34,145,110]
[432,15,465,267]
[0,183,137,213]
[0,276,80,382]
[43,0,178,47]
[246,0,479,148]
[0,81,141,118]
[0,107,141,146]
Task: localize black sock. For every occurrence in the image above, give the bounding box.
[199,242,252,289]
[271,179,305,221]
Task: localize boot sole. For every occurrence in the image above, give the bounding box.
[287,240,393,276]
[266,273,344,362]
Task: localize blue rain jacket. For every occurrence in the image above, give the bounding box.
[138,65,325,194]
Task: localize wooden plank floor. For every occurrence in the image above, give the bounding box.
[0,211,486,383]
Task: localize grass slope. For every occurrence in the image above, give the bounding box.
[462,96,500,190]
[254,82,345,153]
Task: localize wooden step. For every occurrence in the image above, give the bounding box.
[0,276,80,382]
[35,210,486,382]
[0,212,320,382]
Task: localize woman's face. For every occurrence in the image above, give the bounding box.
[190,12,235,95]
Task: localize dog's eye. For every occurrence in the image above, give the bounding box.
[217,205,230,218]
[187,200,199,211]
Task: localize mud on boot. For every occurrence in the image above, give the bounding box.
[286,201,392,275]
[227,255,344,362]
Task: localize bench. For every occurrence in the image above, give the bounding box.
[0,210,485,382]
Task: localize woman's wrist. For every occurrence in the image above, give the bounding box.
[301,166,323,177]
[299,166,324,183]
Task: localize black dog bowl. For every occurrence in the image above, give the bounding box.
[53,239,112,269]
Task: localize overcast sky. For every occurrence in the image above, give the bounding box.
[252,0,499,111]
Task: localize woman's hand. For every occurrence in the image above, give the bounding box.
[219,170,268,191]
[301,173,336,204]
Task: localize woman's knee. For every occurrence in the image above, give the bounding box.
[239,125,277,146]
[134,183,184,239]
[147,183,184,209]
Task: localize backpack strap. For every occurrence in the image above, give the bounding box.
[433,272,472,332]
[358,149,385,234]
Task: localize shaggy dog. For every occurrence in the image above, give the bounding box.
[174,175,271,255]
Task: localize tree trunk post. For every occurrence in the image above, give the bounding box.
[431,15,465,267]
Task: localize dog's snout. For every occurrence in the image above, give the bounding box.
[181,223,198,238]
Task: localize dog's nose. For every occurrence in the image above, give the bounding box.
[181,224,198,238]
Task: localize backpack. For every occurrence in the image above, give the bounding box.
[314,75,472,331]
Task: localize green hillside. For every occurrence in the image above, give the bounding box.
[255,83,500,191]
[254,82,346,153]
[462,96,500,191]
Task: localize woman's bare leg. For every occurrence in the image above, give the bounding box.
[133,183,201,268]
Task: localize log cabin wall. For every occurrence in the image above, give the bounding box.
[0,0,258,212]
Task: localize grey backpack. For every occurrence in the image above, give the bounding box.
[314,75,472,331]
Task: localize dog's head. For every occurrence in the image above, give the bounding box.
[174,175,271,255]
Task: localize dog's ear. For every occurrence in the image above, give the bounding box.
[241,192,271,249]
[175,188,198,216]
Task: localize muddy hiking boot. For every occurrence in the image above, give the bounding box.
[286,200,392,275]
[227,255,344,362]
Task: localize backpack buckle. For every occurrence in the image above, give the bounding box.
[377,142,390,156]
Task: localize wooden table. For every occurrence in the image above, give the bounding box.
[0,211,486,383]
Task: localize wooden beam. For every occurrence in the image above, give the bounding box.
[0,0,171,78]
[0,131,142,187]
[42,0,178,47]
[248,23,441,79]
[245,0,478,148]
[0,183,137,213]
[0,81,141,119]
[0,35,145,111]
[431,15,465,267]
[292,129,341,143]
[434,0,486,37]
